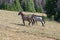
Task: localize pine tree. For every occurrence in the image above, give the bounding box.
[54,6,60,22]
[45,0,58,20]
[36,6,43,13]
[13,0,23,11]
[22,0,35,12]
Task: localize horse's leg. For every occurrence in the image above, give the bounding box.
[28,20,32,26]
[35,20,38,25]
[23,20,25,25]
[28,22,30,25]
[40,20,44,27]
[32,19,35,25]
[42,19,45,24]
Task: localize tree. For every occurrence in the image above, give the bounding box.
[35,6,43,13]
[21,0,35,12]
[34,0,44,13]
[0,0,23,11]
[0,3,7,10]
[13,0,23,11]
[54,7,60,22]
[45,0,58,20]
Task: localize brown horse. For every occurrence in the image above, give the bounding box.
[18,12,33,26]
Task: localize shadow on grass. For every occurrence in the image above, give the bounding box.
[10,23,31,27]
[11,23,25,26]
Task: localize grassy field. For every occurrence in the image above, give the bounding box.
[0,10,60,40]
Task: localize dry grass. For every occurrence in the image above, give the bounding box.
[0,10,60,40]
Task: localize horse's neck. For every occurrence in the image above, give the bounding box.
[21,14,24,18]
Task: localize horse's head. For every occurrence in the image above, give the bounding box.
[18,12,22,15]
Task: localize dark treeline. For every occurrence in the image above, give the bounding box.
[0,0,42,12]
[0,0,60,22]
[45,0,60,22]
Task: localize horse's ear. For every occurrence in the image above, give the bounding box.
[20,11,22,13]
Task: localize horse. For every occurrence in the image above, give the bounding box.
[32,14,45,26]
[18,12,33,26]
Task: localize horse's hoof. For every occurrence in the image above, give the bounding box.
[42,25,45,27]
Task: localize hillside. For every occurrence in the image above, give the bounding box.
[0,10,60,40]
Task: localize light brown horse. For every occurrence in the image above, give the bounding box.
[18,12,33,26]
